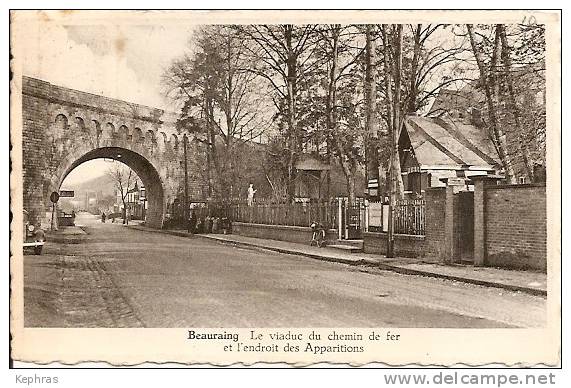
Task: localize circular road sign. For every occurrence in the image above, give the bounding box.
[50,191,60,203]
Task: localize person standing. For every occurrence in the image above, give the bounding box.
[101,212,106,223]
[247,183,257,206]
[189,209,197,234]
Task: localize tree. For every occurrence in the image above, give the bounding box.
[262,134,290,202]
[106,163,137,224]
[317,24,365,204]
[498,24,535,180]
[511,23,546,172]
[380,24,406,199]
[467,24,519,184]
[164,25,272,200]
[236,24,319,202]
[402,24,469,114]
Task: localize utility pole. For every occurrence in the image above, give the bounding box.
[387,168,395,257]
[183,134,190,233]
[51,203,55,231]
[365,24,379,201]
[387,24,403,259]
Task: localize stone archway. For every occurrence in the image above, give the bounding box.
[21,76,209,229]
[57,147,165,228]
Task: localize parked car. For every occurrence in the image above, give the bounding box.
[23,210,45,255]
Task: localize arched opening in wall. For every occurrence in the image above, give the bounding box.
[58,147,165,228]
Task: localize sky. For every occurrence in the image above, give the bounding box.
[16,12,196,185]
[61,159,116,188]
[17,14,196,109]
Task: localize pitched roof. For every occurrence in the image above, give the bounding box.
[428,87,481,116]
[295,154,331,171]
[403,115,500,169]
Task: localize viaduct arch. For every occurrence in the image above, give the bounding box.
[21,76,208,228]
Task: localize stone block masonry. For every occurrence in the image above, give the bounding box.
[20,76,209,228]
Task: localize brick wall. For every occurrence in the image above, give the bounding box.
[363,232,426,258]
[484,184,546,270]
[424,187,446,258]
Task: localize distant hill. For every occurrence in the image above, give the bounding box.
[61,173,117,197]
[70,174,115,194]
[59,174,118,212]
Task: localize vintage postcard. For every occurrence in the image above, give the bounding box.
[9,10,561,366]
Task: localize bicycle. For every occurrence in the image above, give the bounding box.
[310,221,326,248]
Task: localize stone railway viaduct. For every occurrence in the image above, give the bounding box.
[21,76,208,228]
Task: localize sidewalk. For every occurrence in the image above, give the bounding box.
[46,225,87,244]
[128,225,547,297]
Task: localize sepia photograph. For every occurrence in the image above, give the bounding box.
[9,9,561,366]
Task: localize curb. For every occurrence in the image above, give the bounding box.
[46,234,88,244]
[127,225,546,297]
[127,225,196,239]
[48,237,86,244]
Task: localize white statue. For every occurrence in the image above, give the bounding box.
[247,183,257,206]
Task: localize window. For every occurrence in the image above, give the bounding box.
[519,176,527,184]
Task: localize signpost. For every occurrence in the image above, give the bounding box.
[447,177,468,194]
[50,191,60,203]
[49,191,59,231]
[59,190,75,198]
[367,178,379,197]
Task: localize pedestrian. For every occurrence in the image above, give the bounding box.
[247,183,257,206]
[189,209,197,234]
[101,212,106,223]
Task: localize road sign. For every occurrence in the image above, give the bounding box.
[50,191,60,203]
[447,177,467,186]
[367,179,379,189]
[59,190,75,198]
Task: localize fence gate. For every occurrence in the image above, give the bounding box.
[340,200,363,240]
[458,191,474,262]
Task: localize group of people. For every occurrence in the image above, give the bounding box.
[189,212,231,235]
[100,212,115,223]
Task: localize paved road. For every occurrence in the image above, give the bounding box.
[24,213,546,328]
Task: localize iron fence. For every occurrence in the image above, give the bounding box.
[394,199,425,235]
[229,200,338,229]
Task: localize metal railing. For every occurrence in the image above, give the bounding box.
[394,199,425,236]
[366,199,425,236]
[229,200,338,229]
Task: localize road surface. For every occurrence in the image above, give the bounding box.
[23,213,546,328]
